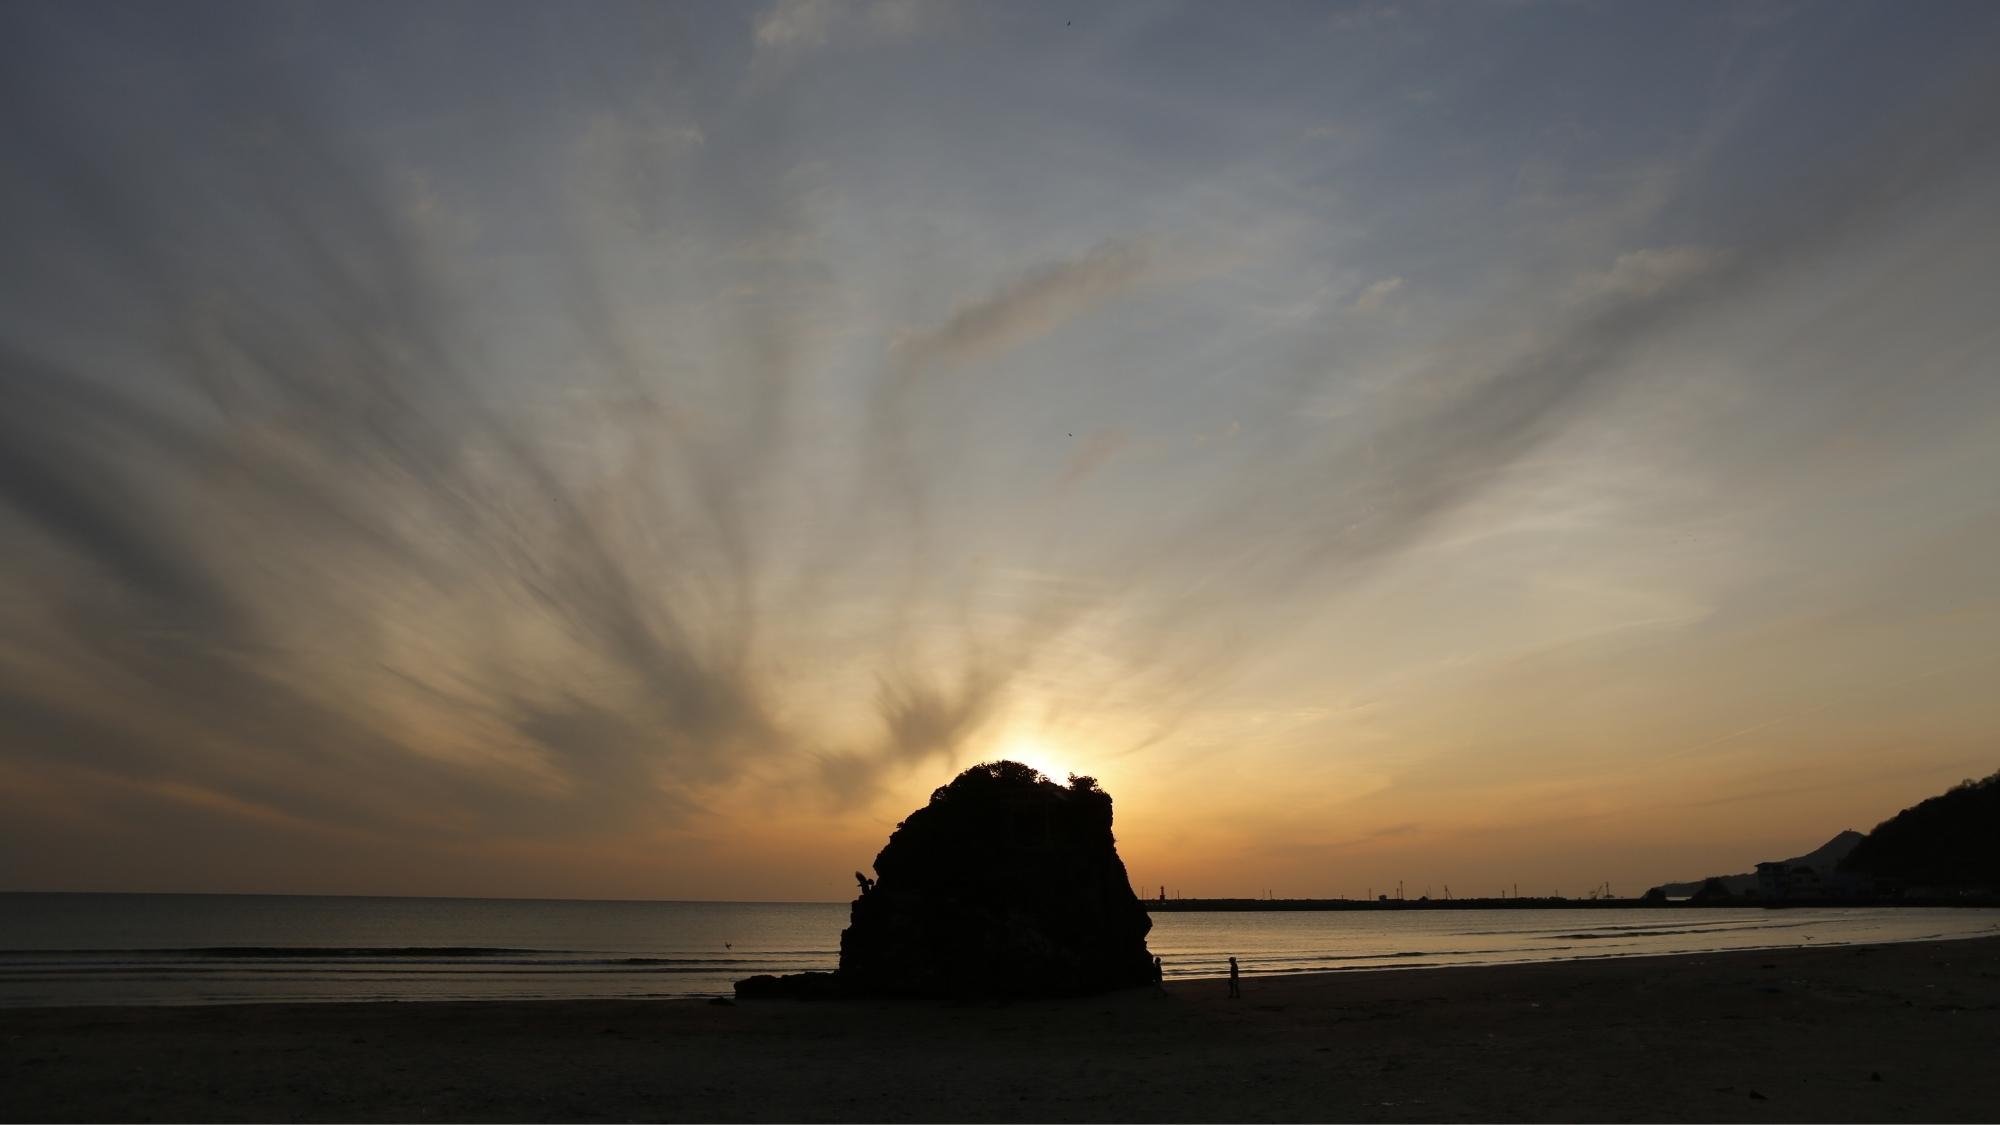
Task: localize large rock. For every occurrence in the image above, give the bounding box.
[763,760,1150,1000]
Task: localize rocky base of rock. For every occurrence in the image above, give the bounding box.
[732,971,849,1000]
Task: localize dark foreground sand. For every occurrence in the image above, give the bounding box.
[4,936,1999,1123]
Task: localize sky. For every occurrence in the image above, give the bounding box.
[2,0,1998,902]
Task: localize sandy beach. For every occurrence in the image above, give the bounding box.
[4,934,1997,1123]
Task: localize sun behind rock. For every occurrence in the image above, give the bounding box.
[837,760,1156,998]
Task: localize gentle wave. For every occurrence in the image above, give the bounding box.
[1549,924,1823,939]
[1161,945,1581,967]
[2,946,547,958]
[0,966,819,978]
[1455,918,1813,938]
[1,946,835,959]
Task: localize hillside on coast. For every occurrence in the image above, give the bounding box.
[1649,830,1864,899]
[1839,771,2000,890]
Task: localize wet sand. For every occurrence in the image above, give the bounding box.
[4,934,1998,1122]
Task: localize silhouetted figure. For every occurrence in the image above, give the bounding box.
[1153,955,1165,994]
[854,871,875,895]
[1227,956,1241,998]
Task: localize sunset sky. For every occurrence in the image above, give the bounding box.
[3,0,1998,902]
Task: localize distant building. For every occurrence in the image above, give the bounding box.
[1757,862,1826,900]
[1755,862,1786,898]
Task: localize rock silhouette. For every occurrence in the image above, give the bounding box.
[737,760,1154,999]
[1687,876,1735,904]
[734,970,843,1000]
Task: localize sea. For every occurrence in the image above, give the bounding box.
[2,892,1996,1009]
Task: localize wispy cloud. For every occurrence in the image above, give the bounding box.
[4,2,1999,897]
[1570,246,1732,303]
[752,0,942,64]
[888,239,1154,382]
[1349,275,1404,312]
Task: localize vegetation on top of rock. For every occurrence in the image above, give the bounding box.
[1839,770,2000,889]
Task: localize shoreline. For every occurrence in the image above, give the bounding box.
[5,935,1997,1121]
[12,923,1996,1012]
[9,920,1998,1012]
[1161,922,2000,979]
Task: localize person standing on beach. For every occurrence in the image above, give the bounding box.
[1153,955,1166,994]
[1227,956,1241,998]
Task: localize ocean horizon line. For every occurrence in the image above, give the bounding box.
[0,890,849,907]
